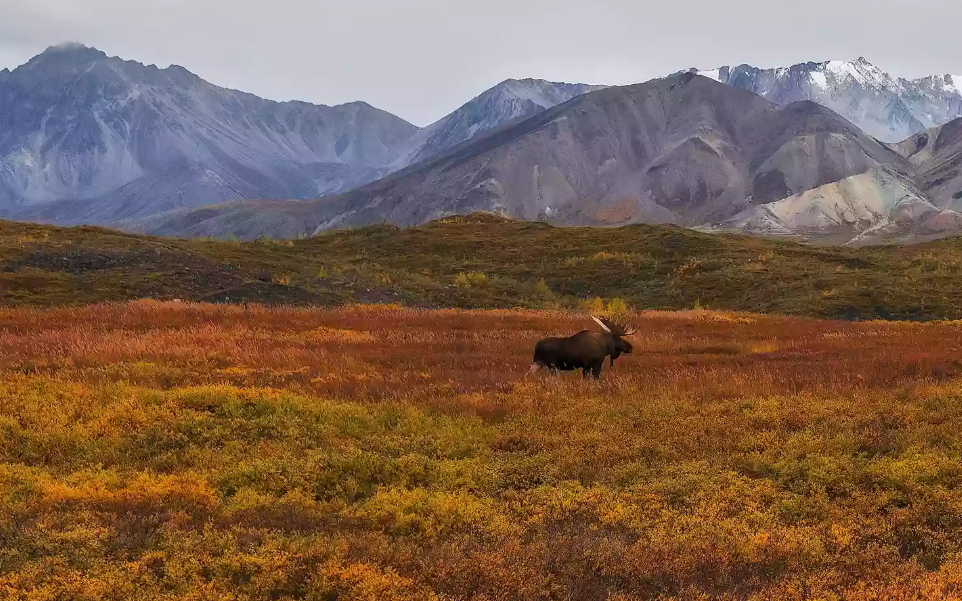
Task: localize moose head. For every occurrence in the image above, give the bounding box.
[591,316,637,365]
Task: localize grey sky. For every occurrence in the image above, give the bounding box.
[2,0,960,127]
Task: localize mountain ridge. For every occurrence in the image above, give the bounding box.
[132,73,945,244]
[694,57,962,142]
[5,45,962,245]
[385,77,605,171]
[0,44,602,226]
[0,43,419,223]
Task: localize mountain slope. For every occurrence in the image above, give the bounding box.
[712,117,962,246]
[893,117,962,213]
[696,59,962,142]
[132,74,917,242]
[384,78,605,170]
[0,44,418,224]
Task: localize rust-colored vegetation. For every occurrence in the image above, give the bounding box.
[5,301,962,599]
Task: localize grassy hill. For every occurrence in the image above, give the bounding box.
[4,213,962,319]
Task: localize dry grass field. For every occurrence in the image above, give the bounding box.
[6,301,962,599]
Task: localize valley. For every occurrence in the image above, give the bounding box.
[6,7,962,600]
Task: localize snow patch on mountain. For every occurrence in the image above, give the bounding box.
[695,58,962,142]
[697,68,722,83]
[810,71,828,90]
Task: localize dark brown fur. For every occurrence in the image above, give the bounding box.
[530,318,635,379]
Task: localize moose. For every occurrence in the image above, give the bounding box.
[529,316,637,379]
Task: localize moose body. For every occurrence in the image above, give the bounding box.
[530,317,636,379]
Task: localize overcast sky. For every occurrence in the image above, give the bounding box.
[2,0,960,126]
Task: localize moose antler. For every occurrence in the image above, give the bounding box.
[593,316,637,337]
[591,316,612,333]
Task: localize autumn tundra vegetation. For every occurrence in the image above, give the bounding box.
[9,213,962,320]
[6,300,962,599]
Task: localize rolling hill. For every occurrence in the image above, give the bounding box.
[7,213,962,320]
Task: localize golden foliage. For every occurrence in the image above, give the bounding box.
[5,301,962,598]
[453,272,488,288]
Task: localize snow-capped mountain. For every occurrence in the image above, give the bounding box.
[696,58,962,142]
[5,45,962,246]
[384,78,605,170]
[132,74,950,245]
[0,44,417,224]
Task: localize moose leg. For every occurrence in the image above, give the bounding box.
[610,350,622,367]
[528,363,543,376]
[591,361,604,380]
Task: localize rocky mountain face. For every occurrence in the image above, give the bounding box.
[385,78,605,171]
[696,58,962,143]
[851,116,962,244]
[0,44,418,224]
[134,74,962,245]
[0,45,601,226]
[6,46,962,246]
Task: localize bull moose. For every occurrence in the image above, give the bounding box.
[529,316,637,379]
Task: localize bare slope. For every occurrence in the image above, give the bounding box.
[385,78,605,171]
[132,74,914,241]
[897,118,962,208]
[0,44,418,224]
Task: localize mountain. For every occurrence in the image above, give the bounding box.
[0,45,604,226]
[0,44,418,224]
[131,73,933,244]
[696,58,962,143]
[841,117,962,244]
[8,46,962,245]
[895,117,962,207]
[712,116,962,246]
[384,78,605,170]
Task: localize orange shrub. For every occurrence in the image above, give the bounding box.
[3,302,962,599]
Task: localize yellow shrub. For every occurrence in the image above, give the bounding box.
[454,272,488,288]
[581,297,607,313]
[535,278,553,298]
[607,297,630,317]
